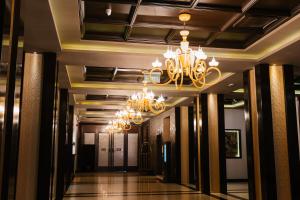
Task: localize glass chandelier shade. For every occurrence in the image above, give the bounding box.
[149,13,221,89]
[105,120,123,134]
[107,117,131,132]
[116,108,143,125]
[127,87,165,114]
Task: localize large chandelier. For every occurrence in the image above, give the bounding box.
[116,108,143,125]
[127,86,165,114]
[149,13,221,89]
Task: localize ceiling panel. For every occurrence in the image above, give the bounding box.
[198,0,245,7]
[81,0,300,48]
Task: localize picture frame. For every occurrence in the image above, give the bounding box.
[225,129,242,159]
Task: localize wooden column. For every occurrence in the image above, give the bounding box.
[200,94,210,194]
[245,64,300,200]
[175,107,181,184]
[0,0,5,54]
[283,65,300,200]
[255,64,277,200]
[188,106,195,185]
[56,89,69,200]
[1,0,22,198]
[217,94,227,194]
[180,106,189,186]
[243,70,258,200]
[36,53,58,199]
[194,96,201,191]
[15,52,57,200]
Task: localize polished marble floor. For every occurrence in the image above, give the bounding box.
[64,172,248,200]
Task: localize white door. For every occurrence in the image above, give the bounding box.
[98,133,109,167]
[128,133,138,166]
[113,133,124,167]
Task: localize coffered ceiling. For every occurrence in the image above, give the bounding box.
[80,0,300,48]
[3,0,300,124]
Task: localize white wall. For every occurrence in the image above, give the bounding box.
[225,109,248,180]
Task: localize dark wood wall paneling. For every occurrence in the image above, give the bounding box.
[200,94,210,194]
[175,107,181,184]
[242,71,256,200]
[255,64,277,200]
[193,98,200,190]
[65,106,75,188]
[1,0,22,198]
[36,53,58,200]
[217,94,227,194]
[0,0,5,54]
[56,89,69,200]
[124,131,129,171]
[188,106,195,185]
[283,65,300,200]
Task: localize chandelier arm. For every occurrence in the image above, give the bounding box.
[149,67,174,86]
[192,79,206,89]
[200,67,222,86]
[149,103,164,114]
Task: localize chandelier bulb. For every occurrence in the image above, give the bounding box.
[152,58,162,68]
[209,57,219,67]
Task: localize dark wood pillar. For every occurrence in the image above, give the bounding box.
[217,94,227,194]
[65,105,74,189]
[188,106,195,185]
[175,107,181,184]
[243,70,256,200]
[56,89,69,200]
[244,64,300,200]
[0,0,5,54]
[36,53,58,200]
[1,0,22,198]
[200,93,210,194]
[255,64,277,200]
[124,131,128,171]
[14,53,57,200]
[193,97,200,191]
[282,65,300,200]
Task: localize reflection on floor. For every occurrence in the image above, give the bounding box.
[227,182,249,200]
[64,172,248,200]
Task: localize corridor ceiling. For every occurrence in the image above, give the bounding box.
[81,0,299,48]
[3,0,300,123]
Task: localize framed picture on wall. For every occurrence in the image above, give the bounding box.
[225,129,242,159]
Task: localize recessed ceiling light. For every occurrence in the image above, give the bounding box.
[228,83,235,87]
[233,88,244,93]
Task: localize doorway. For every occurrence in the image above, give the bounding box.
[97,133,138,171]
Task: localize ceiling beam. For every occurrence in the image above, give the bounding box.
[84,0,290,17]
[205,0,258,46]
[123,0,141,41]
[84,17,219,32]
[194,3,241,12]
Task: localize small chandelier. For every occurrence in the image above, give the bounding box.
[116,108,143,125]
[127,85,165,114]
[105,120,123,134]
[109,118,131,131]
[149,13,221,89]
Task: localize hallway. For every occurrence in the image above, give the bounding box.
[63,173,246,200]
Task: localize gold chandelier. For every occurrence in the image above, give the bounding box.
[116,108,143,125]
[108,118,131,131]
[127,86,166,114]
[149,13,221,89]
[105,120,123,134]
